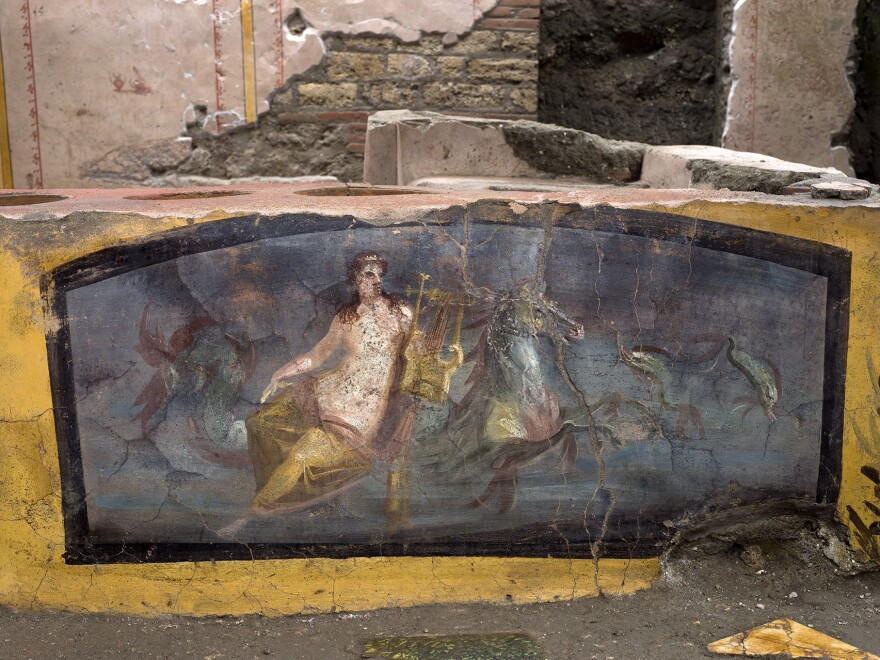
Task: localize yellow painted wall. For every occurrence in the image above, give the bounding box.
[0,195,876,615]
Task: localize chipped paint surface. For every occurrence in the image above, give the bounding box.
[708,618,880,658]
[0,186,878,615]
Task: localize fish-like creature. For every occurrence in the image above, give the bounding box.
[725,337,780,421]
[692,333,781,422]
[618,344,673,409]
[618,344,705,439]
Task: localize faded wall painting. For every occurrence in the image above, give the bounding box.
[48,208,849,562]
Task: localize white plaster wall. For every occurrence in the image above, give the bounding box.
[724,0,859,174]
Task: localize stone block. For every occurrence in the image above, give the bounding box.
[1,183,877,617]
[510,87,538,113]
[339,35,398,52]
[499,30,539,52]
[724,0,859,171]
[364,111,645,186]
[781,176,878,197]
[297,83,359,107]
[326,53,385,81]
[424,83,505,109]
[361,82,422,108]
[437,56,467,78]
[387,54,434,79]
[397,34,445,55]
[270,87,297,110]
[467,58,538,83]
[810,181,872,200]
[447,30,500,53]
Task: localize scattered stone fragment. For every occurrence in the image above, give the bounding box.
[707,618,880,659]
[639,145,844,194]
[781,177,876,196]
[740,544,765,568]
[810,181,872,200]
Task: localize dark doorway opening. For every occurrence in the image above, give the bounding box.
[850,0,880,183]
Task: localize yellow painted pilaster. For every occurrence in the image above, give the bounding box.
[240,0,257,124]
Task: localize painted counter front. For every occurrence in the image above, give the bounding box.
[0,186,876,615]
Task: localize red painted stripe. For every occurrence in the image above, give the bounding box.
[275,0,284,87]
[749,0,759,151]
[212,0,225,132]
[20,0,42,188]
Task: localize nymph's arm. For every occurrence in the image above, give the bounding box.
[260,317,345,402]
[291,316,346,372]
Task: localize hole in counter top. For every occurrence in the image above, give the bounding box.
[294,186,432,196]
[124,190,253,201]
[0,193,68,206]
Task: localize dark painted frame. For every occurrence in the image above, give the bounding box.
[42,205,851,564]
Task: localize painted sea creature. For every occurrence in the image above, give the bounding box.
[692,333,781,421]
[437,285,583,513]
[133,304,257,463]
[618,344,705,439]
[618,345,674,408]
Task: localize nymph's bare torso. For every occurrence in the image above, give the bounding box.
[315,299,411,451]
[260,260,412,459]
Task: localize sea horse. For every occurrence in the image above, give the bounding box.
[440,284,584,513]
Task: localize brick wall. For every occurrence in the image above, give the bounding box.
[178,2,540,183]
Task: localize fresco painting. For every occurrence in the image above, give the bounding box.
[54,211,845,562]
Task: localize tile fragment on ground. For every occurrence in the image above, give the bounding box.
[707,617,880,659]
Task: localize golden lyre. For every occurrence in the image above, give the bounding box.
[399,273,466,403]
